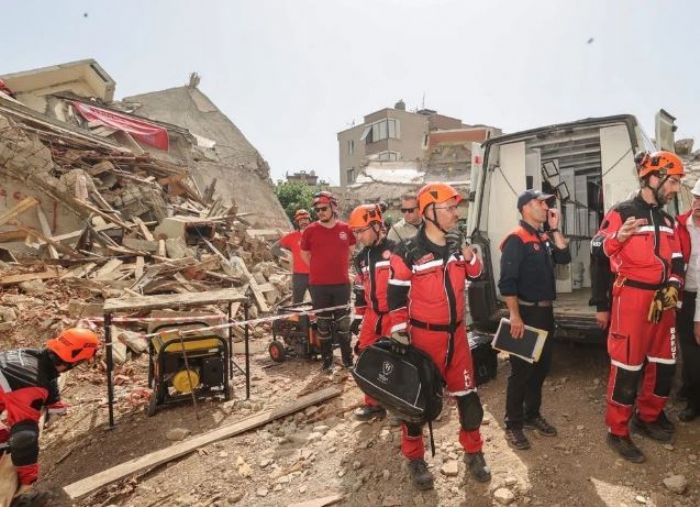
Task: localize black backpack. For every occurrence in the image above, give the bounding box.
[352,338,445,424]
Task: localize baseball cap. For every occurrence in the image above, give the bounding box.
[517,189,554,211]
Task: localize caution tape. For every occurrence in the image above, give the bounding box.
[96,303,352,345]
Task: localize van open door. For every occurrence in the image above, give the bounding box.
[655,109,677,152]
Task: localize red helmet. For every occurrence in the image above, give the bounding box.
[636,151,685,179]
[46,328,100,364]
[417,183,462,214]
[312,190,337,207]
[348,204,383,230]
[294,209,310,222]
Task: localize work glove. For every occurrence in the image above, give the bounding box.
[648,290,665,324]
[350,318,362,336]
[389,330,410,355]
[660,285,680,310]
[445,228,465,254]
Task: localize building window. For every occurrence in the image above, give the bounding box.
[377,151,400,161]
[361,119,400,144]
[347,167,356,184]
[347,139,354,155]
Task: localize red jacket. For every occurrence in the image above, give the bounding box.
[353,238,396,316]
[591,195,684,287]
[387,228,482,334]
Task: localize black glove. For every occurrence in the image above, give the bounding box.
[445,228,464,253]
[390,331,410,355]
[350,318,362,336]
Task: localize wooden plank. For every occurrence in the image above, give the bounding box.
[133,217,154,241]
[72,198,135,231]
[231,255,270,313]
[63,387,342,500]
[13,223,81,259]
[59,262,97,280]
[35,206,59,259]
[0,196,39,228]
[134,256,144,279]
[104,287,246,312]
[94,259,124,280]
[157,239,166,257]
[287,495,344,507]
[0,268,61,286]
[0,230,27,243]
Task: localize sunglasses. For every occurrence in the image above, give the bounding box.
[314,206,329,212]
[400,207,417,213]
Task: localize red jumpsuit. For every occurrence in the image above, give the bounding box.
[353,238,396,407]
[591,195,684,436]
[0,349,60,485]
[388,228,484,459]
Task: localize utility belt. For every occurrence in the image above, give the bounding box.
[409,318,462,332]
[614,276,664,291]
[518,299,553,307]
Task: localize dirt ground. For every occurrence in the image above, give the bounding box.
[26,337,700,507]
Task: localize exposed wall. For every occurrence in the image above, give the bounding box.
[119,86,290,229]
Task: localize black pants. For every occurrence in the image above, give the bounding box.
[309,284,352,366]
[677,290,700,409]
[292,273,309,303]
[505,305,555,430]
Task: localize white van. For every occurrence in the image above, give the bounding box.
[465,111,686,340]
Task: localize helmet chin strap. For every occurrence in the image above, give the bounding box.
[425,205,449,234]
[643,173,670,205]
[370,223,383,246]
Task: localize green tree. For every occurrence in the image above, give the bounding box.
[275,181,317,222]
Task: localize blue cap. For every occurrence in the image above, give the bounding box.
[517,189,554,211]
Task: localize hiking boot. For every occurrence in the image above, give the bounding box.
[320,361,334,374]
[524,415,558,437]
[631,413,673,442]
[606,433,645,463]
[407,459,434,490]
[354,405,387,421]
[505,428,531,450]
[654,410,675,433]
[679,405,698,422]
[11,492,50,507]
[465,451,491,483]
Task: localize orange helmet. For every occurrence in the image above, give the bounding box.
[47,328,100,364]
[636,151,684,179]
[417,183,462,214]
[348,204,383,230]
[312,190,337,207]
[294,209,310,222]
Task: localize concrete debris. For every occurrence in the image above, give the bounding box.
[493,487,516,505]
[662,475,688,495]
[165,427,191,441]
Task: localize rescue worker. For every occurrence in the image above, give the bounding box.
[674,179,700,422]
[498,189,571,450]
[300,191,356,373]
[591,151,685,463]
[271,209,311,303]
[0,328,100,504]
[387,193,423,243]
[388,183,491,489]
[348,204,396,420]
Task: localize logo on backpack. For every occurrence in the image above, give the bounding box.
[378,360,394,383]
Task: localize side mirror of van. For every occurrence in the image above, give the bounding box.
[468,190,476,202]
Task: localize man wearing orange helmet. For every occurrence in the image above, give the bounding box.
[591,151,685,463]
[301,191,356,372]
[348,203,397,420]
[0,328,99,502]
[272,209,311,303]
[387,182,490,489]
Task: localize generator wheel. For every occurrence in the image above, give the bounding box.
[268,341,286,363]
[145,393,159,417]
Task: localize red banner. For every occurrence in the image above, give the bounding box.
[72,101,169,151]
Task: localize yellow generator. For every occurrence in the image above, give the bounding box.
[146,319,231,416]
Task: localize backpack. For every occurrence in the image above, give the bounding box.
[351,338,444,424]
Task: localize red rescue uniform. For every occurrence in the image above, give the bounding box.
[388,227,484,459]
[353,238,396,407]
[592,194,684,436]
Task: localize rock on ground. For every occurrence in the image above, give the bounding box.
[663,474,688,495]
[494,487,515,505]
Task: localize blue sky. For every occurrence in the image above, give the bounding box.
[2,0,699,184]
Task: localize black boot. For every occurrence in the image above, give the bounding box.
[606,434,645,463]
[631,412,673,442]
[354,405,387,421]
[337,332,353,368]
[465,451,491,482]
[407,459,434,490]
[11,491,50,507]
[320,338,334,373]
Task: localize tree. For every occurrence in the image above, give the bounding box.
[275,181,317,222]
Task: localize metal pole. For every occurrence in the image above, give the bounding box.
[105,312,115,429]
[228,302,233,379]
[244,299,250,400]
